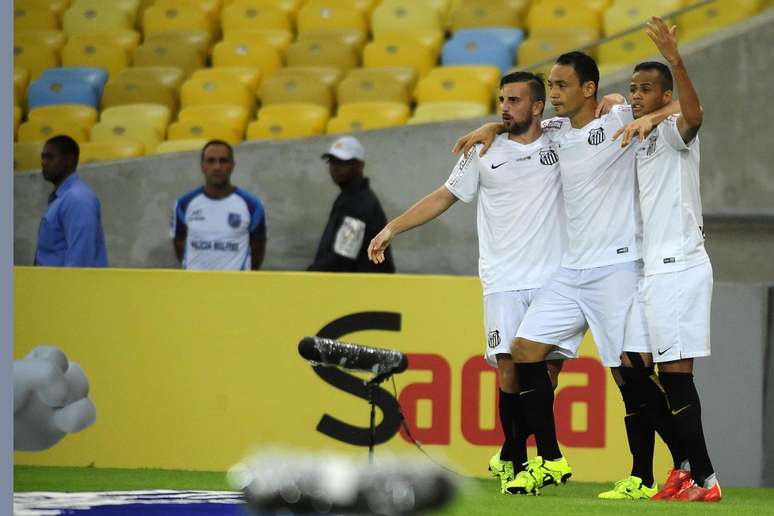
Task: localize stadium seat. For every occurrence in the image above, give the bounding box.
[101,78,178,113]
[116,67,187,91]
[372,2,442,34]
[14,67,30,106]
[414,74,491,110]
[158,0,220,20]
[297,28,367,52]
[178,105,250,136]
[516,29,598,70]
[259,75,334,110]
[27,76,101,110]
[275,66,343,87]
[326,101,410,134]
[180,76,256,114]
[143,3,214,37]
[153,138,208,155]
[408,101,489,124]
[67,30,142,53]
[39,67,109,96]
[376,30,444,54]
[91,120,164,154]
[406,0,451,18]
[428,65,501,91]
[18,118,90,144]
[247,103,330,139]
[526,2,601,36]
[13,42,59,80]
[603,0,681,35]
[235,0,302,19]
[71,0,140,22]
[222,3,291,34]
[13,6,58,31]
[442,33,514,74]
[678,0,761,41]
[14,106,23,140]
[16,0,70,17]
[14,142,44,171]
[304,0,377,15]
[337,74,410,105]
[598,32,658,70]
[28,104,99,129]
[62,4,133,34]
[99,103,172,135]
[79,140,145,164]
[448,0,524,31]
[223,28,294,53]
[452,28,524,56]
[212,40,283,78]
[133,41,206,76]
[167,119,244,145]
[191,67,262,93]
[14,29,67,53]
[143,30,213,59]
[61,40,130,78]
[363,38,437,77]
[296,3,367,34]
[345,66,418,90]
[285,39,359,74]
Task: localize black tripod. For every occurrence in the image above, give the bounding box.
[366,372,393,464]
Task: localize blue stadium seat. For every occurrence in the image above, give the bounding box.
[441,32,514,74]
[39,67,109,97]
[452,28,524,56]
[27,76,101,110]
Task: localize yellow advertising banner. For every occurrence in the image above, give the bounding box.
[14,267,670,481]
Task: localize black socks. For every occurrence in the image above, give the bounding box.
[515,362,561,460]
[618,381,655,486]
[499,390,529,470]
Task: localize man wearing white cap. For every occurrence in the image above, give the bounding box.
[308,136,395,273]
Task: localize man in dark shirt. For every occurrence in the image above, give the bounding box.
[308,136,395,273]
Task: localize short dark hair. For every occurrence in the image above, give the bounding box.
[556,51,600,96]
[45,135,80,163]
[500,71,546,106]
[633,61,673,92]
[201,140,234,162]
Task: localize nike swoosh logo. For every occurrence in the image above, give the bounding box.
[491,162,507,169]
[657,346,673,355]
[520,389,536,395]
[671,404,691,415]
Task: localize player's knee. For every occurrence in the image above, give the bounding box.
[498,365,519,392]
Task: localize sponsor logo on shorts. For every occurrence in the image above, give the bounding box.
[539,149,559,165]
[663,257,676,264]
[616,247,629,254]
[487,330,501,349]
[588,127,605,145]
[657,346,673,356]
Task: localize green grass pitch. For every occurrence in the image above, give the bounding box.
[14,465,774,515]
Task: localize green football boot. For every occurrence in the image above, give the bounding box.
[598,476,658,500]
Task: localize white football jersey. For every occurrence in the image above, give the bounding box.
[171,187,267,270]
[445,133,566,295]
[635,115,709,275]
[542,105,642,268]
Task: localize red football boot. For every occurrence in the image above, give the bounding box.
[652,469,691,500]
[674,480,722,502]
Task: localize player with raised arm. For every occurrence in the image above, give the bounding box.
[368,72,583,495]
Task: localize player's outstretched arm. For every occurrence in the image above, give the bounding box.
[646,16,703,142]
[367,186,457,264]
[614,100,681,146]
[451,122,505,157]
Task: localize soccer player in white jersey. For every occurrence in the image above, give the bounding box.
[367,72,583,494]
[171,140,267,271]
[611,17,720,502]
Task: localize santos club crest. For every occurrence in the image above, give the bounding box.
[588,127,605,145]
[539,149,559,165]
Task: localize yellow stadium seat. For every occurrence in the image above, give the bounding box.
[14,142,44,171]
[326,101,410,134]
[62,4,132,34]
[231,0,302,18]
[161,0,221,20]
[116,66,186,91]
[223,28,293,53]
[527,2,601,36]
[179,105,250,135]
[448,0,524,31]
[153,138,209,155]
[517,29,598,70]
[221,3,291,32]
[414,74,491,109]
[14,30,67,53]
[603,0,680,35]
[304,0,378,15]
[428,65,501,91]
[15,105,23,140]
[28,105,98,130]
[372,2,442,34]
[71,0,140,23]
[14,6,58,31]
[101,79,178,113]
[167,119,243,144]
[18,118,90,144]
[408,101,489,124]
[212,40,283,78]
[397,0,451,18]
[91,120,164,154]
[363,38,437,77]
[337,74,410,105]
[678,0,761,41]
[345,66,418,90]
[144,30,213,58]
[180,76,256,114]
[275,66,343,87]
[13,42,59,80]
[376,30,444,54]
[61,40,130,77]
[15,67,30,106]
[247,103,330,139]
[16,0,70,17]
[598,31,658,69]
[191,67,262,93]
[100,103,172,135]
[297,28,367,51]
[133,41,206,75]
[285,38,359,74]
[67,30,142,53]
[143,3,214,37]
[259,75,334,110]
[296,4,367,34]
[79,140,144,164]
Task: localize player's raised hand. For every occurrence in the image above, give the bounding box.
[596,93,626,117]
[613,116,654,146]
[367,226,394,264]
[451,123,501,157]
[646,16,681,65]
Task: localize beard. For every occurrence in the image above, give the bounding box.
[507,112,533,136]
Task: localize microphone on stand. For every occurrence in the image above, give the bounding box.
[298,336,408,376]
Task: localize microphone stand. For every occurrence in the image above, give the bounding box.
[366,371,393,465]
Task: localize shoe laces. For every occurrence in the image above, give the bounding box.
[614,477,640,491]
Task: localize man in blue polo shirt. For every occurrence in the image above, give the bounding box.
[35,135,108,268]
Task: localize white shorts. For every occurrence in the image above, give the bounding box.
[484,289,578,368]
[627,261,713,363]
[516,261,645,367]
